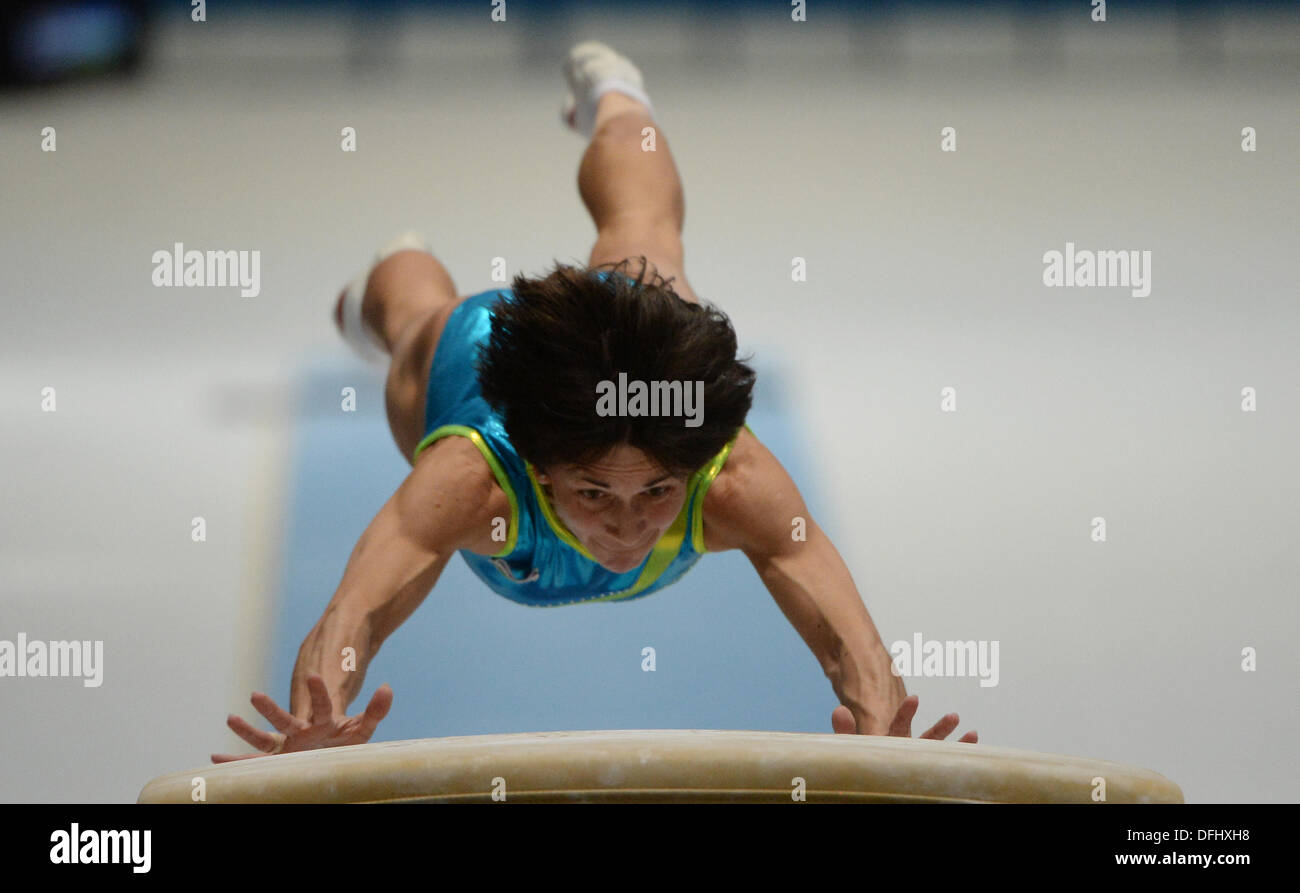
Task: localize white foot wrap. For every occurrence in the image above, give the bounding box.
[338,231,431,366]
[561,40,654,138]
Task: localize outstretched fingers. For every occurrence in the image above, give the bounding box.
[211,750,274,764]
[830,704,857,734]
[916,707,978,744]
[887,695,920,736]
[834,695,977,742]
[250,690,306,735]
[919,712,962,740]
[305,674,335,725]
[357,684,394,740]
[226,713,282,752]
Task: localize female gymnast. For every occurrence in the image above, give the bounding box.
[214,41,976,762]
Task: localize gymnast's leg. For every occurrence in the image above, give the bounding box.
[332,234,462,460]
[564,42,699,304]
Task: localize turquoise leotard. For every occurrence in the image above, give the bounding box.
[412,272,741,607]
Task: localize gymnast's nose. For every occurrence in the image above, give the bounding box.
[603,506,646,545]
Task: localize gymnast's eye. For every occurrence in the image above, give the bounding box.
[645,486,670,498]
[579,489,606,501]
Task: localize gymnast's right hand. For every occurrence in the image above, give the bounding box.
[211,673,394,762]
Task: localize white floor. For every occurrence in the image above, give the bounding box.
[1,9,1297,802]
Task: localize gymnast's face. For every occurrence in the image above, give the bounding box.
[535,444,689,573]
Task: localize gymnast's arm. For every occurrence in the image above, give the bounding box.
[289,436,500,718]
[216,437,501,761]
[702,429,907,736]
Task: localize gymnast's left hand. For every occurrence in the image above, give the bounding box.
[831,695,977,742]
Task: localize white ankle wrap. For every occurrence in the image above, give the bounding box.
[339,231,430,366]
[562,40,654,138]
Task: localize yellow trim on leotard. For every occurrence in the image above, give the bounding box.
[412,424,518,558]
[689,424,749,554]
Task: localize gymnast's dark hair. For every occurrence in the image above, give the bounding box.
[476,257,755,476]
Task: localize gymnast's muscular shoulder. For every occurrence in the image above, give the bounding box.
[700,426,807,558]
[402,434,511,557]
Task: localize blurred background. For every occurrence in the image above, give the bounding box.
[1,0,1297,803]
